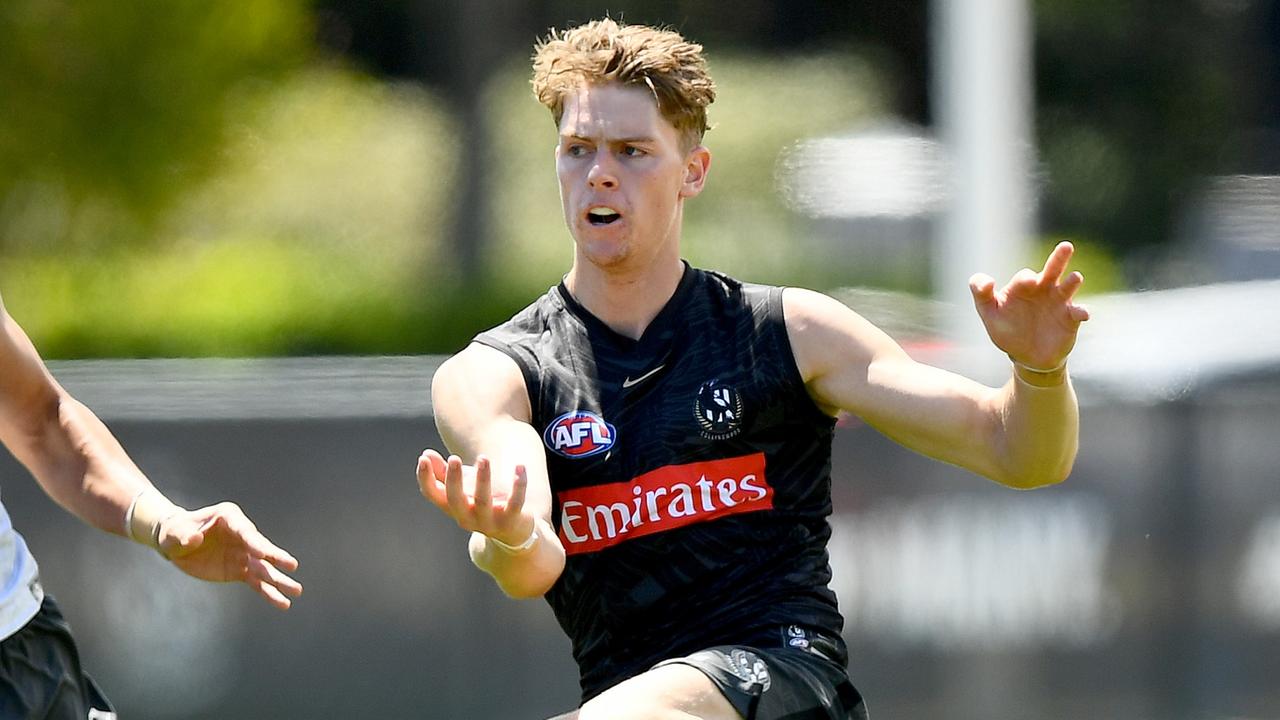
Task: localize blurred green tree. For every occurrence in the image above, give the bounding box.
[0,0,309,253]
[1033,0,1259,275]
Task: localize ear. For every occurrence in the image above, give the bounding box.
[678,145,712,199]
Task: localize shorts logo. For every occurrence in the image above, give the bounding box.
[785,625,811,650]
[695,379,744,440]
[544,411,616,459]
[556,453,772,555]
[728,649,772,692]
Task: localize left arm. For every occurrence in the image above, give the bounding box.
[787,242,1089,489]
[0,296,302,609]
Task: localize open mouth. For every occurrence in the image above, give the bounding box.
[587,207,622,226]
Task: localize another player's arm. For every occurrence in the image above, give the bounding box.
[0,293,301,609]
[786,242,1088,489]
[0,296,155,536]
[422,343,566,598]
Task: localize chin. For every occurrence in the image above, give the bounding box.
[574,235,631,268]
[581,246,631,269]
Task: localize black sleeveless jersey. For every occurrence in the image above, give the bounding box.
[475,265,844,701]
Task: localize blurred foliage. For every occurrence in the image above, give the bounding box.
[0,0,309,252]
[171,69,453,267]
[1032,0,1259,274]
[4,53,900,358]
[1,238,532,358]
[1,67,508,357]
[0,1,1182,358]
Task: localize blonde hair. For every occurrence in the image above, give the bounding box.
[531,19,716,152]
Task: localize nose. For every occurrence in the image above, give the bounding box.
[587,156,618,190]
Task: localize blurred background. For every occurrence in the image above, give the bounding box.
[1,0,1278,718]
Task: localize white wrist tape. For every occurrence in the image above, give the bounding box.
[489,524,538,555]
[125,488,182,552]
[123,488,147,537]
[1010,356,1067,374]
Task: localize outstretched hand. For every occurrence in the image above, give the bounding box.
[157,503,303,610]
[416,449,535,549]
[969,241,1091,370]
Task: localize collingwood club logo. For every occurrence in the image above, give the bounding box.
[694,379,743,440]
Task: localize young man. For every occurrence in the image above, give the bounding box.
[0,292,303,719]
[417,19,1088,720]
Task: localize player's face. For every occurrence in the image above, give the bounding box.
[555,82,709,270]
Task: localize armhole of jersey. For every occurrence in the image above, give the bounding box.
[769,286,838,423]
[472,334,541,419]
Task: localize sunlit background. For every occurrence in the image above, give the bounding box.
[1,1,1278,718]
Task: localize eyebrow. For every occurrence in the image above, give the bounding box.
[560,133,657,145]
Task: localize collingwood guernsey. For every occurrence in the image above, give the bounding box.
[476,264,845,701]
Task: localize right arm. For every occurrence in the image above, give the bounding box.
[418,343,566,598]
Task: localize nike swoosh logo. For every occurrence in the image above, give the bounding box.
[622,364,666,388]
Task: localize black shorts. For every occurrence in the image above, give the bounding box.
[0,595,116,720]
[654,626,867,720]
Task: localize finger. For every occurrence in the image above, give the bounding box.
[1069,303,1091,322]
[157,513,204,556]
[1039,241,1074,286]
[1059,270,1084,300]
[968,273,997,309]
[160,506,219,551]
[1010,267,1039,290]
[171,514,207,546]
[205,507,298,569]
[473,456,494,525]
[473,456,492,507]
[425,449,448,478]
[197,512,221,534]
[184,504,221,526]
[253,576,293,610]
[250,556,303,598]
[416,451,448,507]
[444,455,469,515]
[173,528,205,554]
[240,529,300,572]
[504,465,529,517]
[416,454,441,501]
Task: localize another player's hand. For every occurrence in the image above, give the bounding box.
[416,449,534,549]
[969,241,1091,369]
[156,503,303,610]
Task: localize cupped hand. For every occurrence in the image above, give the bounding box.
[157,503,303,610]
[416,449,534,548]
[969,241,1091,369]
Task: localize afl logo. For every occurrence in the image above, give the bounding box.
[695,379,744,440]
[544,411,616,459]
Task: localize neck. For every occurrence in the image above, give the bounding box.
[564,253,685,341]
